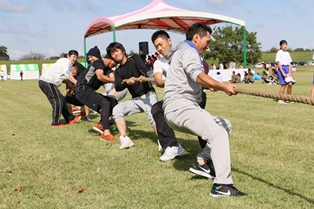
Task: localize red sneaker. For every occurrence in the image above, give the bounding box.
[93,123,104,134]
[69,116,81,124]
[100,133,115,141]
[51,124,67,128]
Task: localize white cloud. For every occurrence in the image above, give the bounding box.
[0,0,28,12]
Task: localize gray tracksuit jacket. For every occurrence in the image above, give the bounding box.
[163,41,204,114]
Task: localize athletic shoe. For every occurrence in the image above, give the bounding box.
[100,133,115,141]
[80,112,86,117]
[69,116,81,124]
[278,100,287,104]
[189,161,215,179]
[84,115,91,121]
[210,184,247,197]
[119,136,134,150]
[51,124,67,128]
[157,139,163,152]
[160,144,185,162]
[93,123,104,134]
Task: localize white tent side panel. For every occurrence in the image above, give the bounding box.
[0,65,8,80]
[10,64,40,80]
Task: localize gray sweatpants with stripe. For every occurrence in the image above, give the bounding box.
[165,104,233,185]
[113,91,158,126]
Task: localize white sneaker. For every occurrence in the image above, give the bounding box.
[119,136,134,150]
[157,139,163,152]
[159,143,185,162]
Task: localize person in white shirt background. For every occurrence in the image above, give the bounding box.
[275,40,294,104]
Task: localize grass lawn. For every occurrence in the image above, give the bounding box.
[0,67,313,208]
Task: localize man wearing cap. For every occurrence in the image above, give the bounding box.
[75,46,118,141]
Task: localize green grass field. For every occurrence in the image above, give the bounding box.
[0,67,313,208]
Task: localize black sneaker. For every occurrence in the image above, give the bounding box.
[210,184,247,197]
[189,161,215,179]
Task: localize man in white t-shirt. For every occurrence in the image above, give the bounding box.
[275,40,294,104]
[150,30,185,161]
[39,50,81,127]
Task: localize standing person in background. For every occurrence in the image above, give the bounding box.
[20,70,23,81]
[0,71,4,81]
[39,50,81,127]
[276,40,294,104]
[202,59,209,75]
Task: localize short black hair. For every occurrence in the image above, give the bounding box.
[151,30,170,43]
[68,50,79,57]
[186,23,212,41]
[279,40,288,46]
[106,42,126,59]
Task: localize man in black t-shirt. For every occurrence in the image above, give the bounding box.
[75,46,118,141]
[106,42,158,150]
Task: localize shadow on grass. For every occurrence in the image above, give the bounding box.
[233,167,314,204]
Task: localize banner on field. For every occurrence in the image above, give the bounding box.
[10,64,40,80]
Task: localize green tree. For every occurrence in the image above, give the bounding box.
[294,48,304,52]
[20,52,45,60]
[127,50,135,57]
[208,25,262,66]
[268,47,278,53]
[0,46,10,60]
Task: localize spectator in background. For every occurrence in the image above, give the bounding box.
[235,73,241,83]
[248,72,254,84]
[229,71,236,83]
[20,70,23,81]
[154,52,161,59]
[0,71,4,81]
[202,59,209,75]
[211,63,216,70]
[216,72,223,83]
[261,71,270,84]
[242,72,249,83]
[146,55,154,72]
[311,75,314,98]
[219,62,224,70]
[276,40,294,104]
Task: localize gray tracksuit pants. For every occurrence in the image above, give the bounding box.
[165,104,233,185]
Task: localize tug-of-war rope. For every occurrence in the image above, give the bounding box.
[122,77,314,106]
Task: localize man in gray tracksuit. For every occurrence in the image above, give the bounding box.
[163,23,246,197]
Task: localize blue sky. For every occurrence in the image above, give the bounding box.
[0,0,313,60]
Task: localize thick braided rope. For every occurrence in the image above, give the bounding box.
[234,87,314,106]
[121,78,314,106]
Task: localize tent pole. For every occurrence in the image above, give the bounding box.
[243,26,247,68]
[113,25,116,42]
[84,37,87,67]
